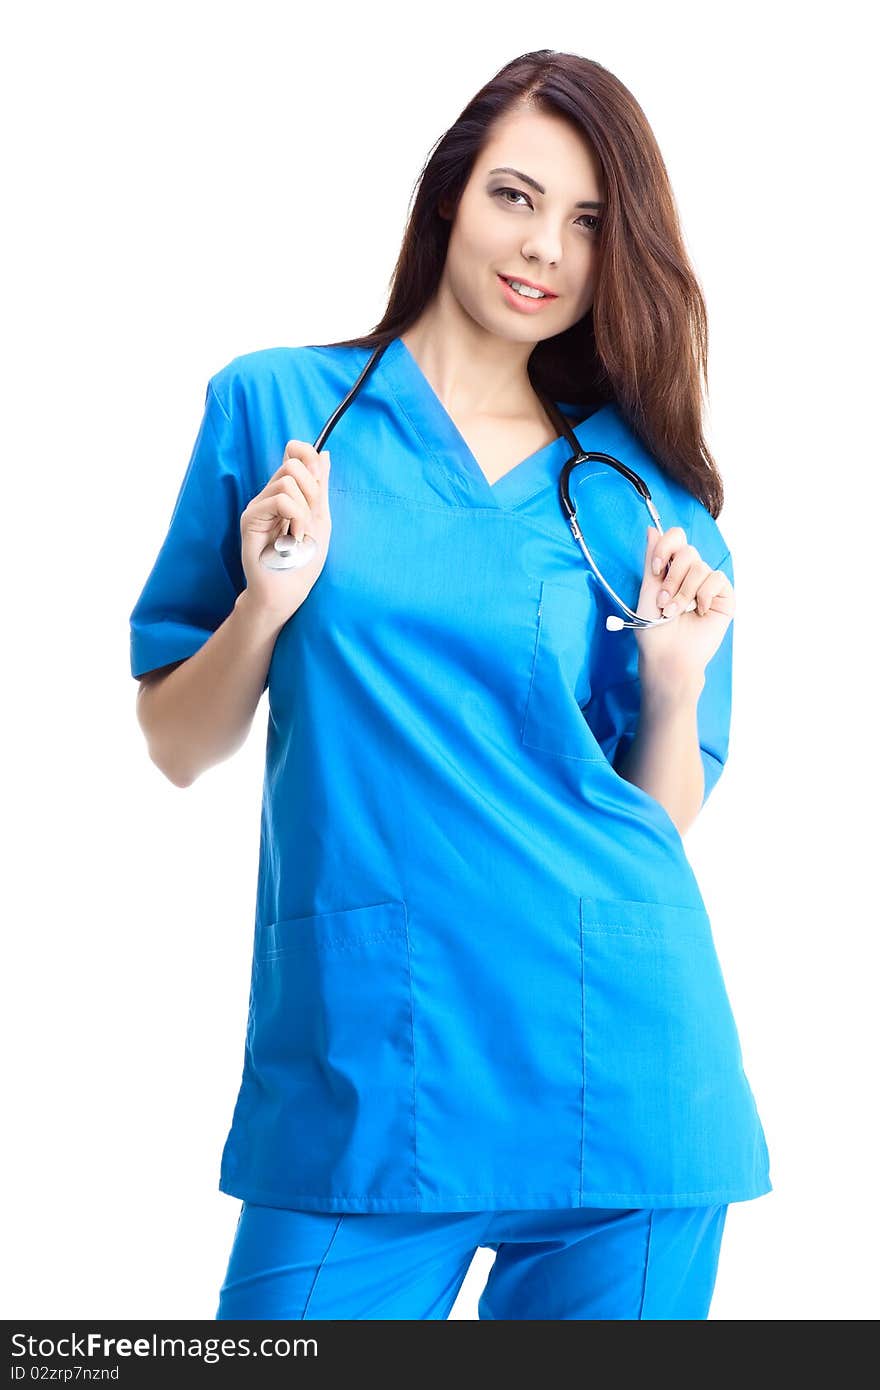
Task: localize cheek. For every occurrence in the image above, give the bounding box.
[446,228,497,302]
[574,254,600,309]
[459,221,500,271]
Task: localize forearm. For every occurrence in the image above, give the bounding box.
[137,588,285,787]
[615,677,706,836]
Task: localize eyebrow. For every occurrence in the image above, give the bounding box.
[488,166,605,209]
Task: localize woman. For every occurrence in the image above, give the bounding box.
[130,50,772,1320]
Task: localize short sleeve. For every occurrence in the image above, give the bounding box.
[581,496,735,809]
[128,376,248,682]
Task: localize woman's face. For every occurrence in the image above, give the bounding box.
[440,105,606,345]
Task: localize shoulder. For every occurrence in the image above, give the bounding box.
[687,494,731,571]
[195,342,373,496]
[206,342,369,417]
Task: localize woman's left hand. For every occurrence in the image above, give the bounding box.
[633,526,735,691]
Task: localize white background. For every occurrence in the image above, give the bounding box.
[3,0,877,1322]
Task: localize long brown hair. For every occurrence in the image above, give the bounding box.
[326,50,724,517]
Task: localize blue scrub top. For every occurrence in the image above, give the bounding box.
[129,336,772,1213]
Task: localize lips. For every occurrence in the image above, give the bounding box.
[499,274,558,298]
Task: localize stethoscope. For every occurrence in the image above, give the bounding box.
[260,340,688,632]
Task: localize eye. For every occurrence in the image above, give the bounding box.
[493,188,601,233]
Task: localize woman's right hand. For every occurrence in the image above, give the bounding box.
[240,441,332,625]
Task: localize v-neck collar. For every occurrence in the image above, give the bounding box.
[377,333,615,511]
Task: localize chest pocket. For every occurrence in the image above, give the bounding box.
[521,576,607,762]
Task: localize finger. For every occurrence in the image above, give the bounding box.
[247,483,312,541]
[656,556,711,617]
[262,475,314,508]
[694,569,736,618]
[655,546,706,612]
[270,440,323,483]
[275,478,314,542]
[644,526,663,576]
[650,526,687,578]
[279,456,321,507]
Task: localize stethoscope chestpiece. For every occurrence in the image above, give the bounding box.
[260,533,319,570]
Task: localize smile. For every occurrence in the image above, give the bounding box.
[497,274,558,312]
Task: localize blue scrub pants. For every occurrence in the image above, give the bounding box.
[215,1202,728,1320]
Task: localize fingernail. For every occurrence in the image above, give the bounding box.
[652,557,662,575]
[665,602,678,617]
[658,589,670,604]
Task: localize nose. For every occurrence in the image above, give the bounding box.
[520,232,561,269]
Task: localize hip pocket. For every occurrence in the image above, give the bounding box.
[251,898,417,1199]
[521,578,606,761]
[579,894,766,1198]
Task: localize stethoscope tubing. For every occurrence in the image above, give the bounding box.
[267,338,685,631]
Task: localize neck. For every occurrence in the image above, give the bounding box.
[401,296,541,420]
